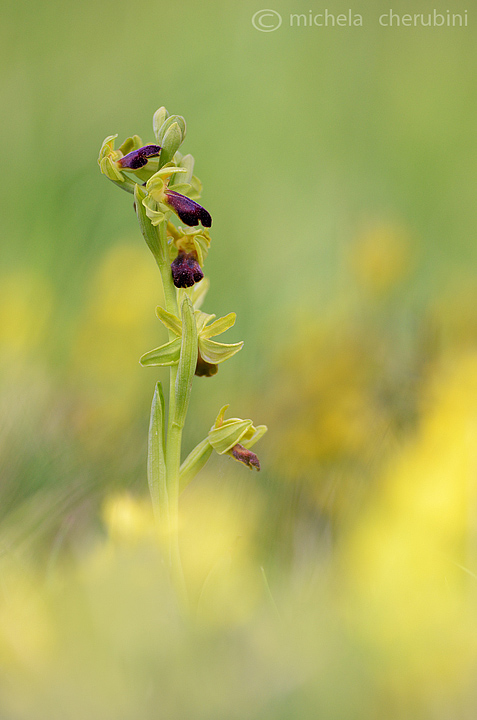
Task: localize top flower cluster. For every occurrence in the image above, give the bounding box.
[98,108,212,288]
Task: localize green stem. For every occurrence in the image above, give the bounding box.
[135,196,186,600]
[165,368,185,597]
[164,296,198,604]
[156,220,186,602]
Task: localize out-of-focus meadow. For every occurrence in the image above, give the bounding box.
[1,0,477,716]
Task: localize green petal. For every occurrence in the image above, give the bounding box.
[241,424,268,449]
[208,418,253,454]
[195,310,216,334]
[156,306,182,336]
[199,338,243,364]
[139,337,181,366]
[147,167,187,195]
[118,135,143,155]
[201,312,236,340]
[213,404,230,428]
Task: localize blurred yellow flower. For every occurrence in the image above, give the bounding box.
[341,352,477,699]
[0,269,53,360]
[350,222,413,295]
[70,242,164,437]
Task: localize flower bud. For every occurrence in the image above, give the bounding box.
[171,251,204,288]
[153,107,169,140]
[159,122,183,166]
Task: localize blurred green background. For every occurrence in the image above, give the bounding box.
[1,0,477,717]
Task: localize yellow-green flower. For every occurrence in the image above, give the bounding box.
[139,303,243,376]
[166,224,212,289]
[208,405,267,470]
[168,223,211,265]
[98,135,161,184]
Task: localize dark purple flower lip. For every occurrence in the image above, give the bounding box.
[231,444,260,470]
[165,190,212,228]
[171,251,204,288]
[118,144,162,170]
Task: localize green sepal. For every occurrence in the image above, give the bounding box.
[195,311,216,334]
[139,337,181,367]
[241,424,268,449]
[177,153,195,184]
[167,182,192,195]
[188,175,203,200]
[147,165,187,185]
[134,184,163,259]
[201,312,236,339]
[179,438,213,493]
[199,338,243,364]
[192,234,209,265]
[98,134,118,162]
[160,122,183,167]
[174,296,198,428]
[147,381,168,521]
[208,418,254,454]
[189,278,209,309]
[100,156,124,182]
[156,306,182,336]
[153,107,169,141]
[143,203,168,227]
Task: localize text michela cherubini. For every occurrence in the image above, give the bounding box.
[289,10,468,27]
